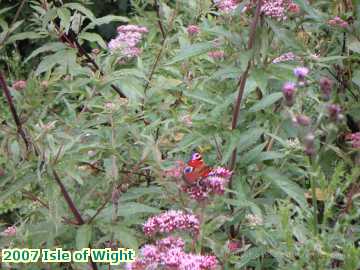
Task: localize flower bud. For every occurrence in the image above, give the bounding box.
[296,114,311,126]
[282,82,296,106]
[319,77,333,100]
[327,104,341,121]
[13,80,26,91]
[304,133,316,156]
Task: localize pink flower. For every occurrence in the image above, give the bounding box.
[294,67,309,79]
[143,210,200,236]
[187,25,200,36]
[108,24,148,60]
[228,240,241,252]
[272,52,298,64]
[345,132,360,148]
[319,77,333,100]
[288,3,300,13]
[328,16,348,28]
[127,235,218,270]
[181,169,230,201]
[3,225,16,236]
[208,50,224,60]
[295,115,311,126]
[13,80,26,91]
[213,0,239,13]
[327,104,342,121]
[282,82,296,106]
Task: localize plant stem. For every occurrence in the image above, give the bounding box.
[309,157,319,270]
[228,0,263,238]
[0,71,30,151]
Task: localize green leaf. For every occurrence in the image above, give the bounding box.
[293,0,323,21]
[235,246,266,269]
[0,174,36,203]
[353,70,360,88]
[63,3,96,22]
[183,91,218,105]
[79,32,107,49]
[249,92,282,112]
[117,203,160,217]
[167,42,213,65]
[76,225,92,249]
[25,42,67,62]
[35,49,77,75]
[114,227,139,250]
[263,167,307,209]
[348,37,360,54]
[57,8,71,31]
[6,31,44,43]
[267,20,304,51]
[83,15,129,31]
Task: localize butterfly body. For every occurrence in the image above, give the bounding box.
[182,152,212,185]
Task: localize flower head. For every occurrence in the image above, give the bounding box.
[327,104,342,121]
[295,114,311,126]
[319,77,333,100]
[345,132,360,148]
[187,25,200,36]
[13,80,26,91]
[3,225,16,236]
[213,0,239,13]
[328,16,348,28]
[208,50,225,60]
[282,82,296,106]
[143,210,200,236]
[294,67,309,79]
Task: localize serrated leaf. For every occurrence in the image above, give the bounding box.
[263,167,307,209]
[83,15,129,31]
[167,42,213,65]
[183,91,218,105]
[249,92,282,112]
[114,227,139,250]
[76,225,92,249]
[0,174,36,203]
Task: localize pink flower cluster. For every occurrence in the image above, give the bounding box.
[328,16,348,28]
[3,225,16,236]
[108,24,148,58]
[345,132,360,148]
[182,167,232,201]
[187,25,200,36]
[213,0,239,13]
[272,52,298,64]
[12,80,26,91]
[143,210,200,236]
[208,50,225,60]
[126,236,217,270]
[261,0,298,20]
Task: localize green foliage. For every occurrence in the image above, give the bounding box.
[0,0,359,269]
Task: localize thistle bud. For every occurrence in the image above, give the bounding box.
[319,77,333,100]
[282,82,296,106]
[296,114,311,126]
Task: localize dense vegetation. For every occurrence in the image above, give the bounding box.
[0,0,359,269]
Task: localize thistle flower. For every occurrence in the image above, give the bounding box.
[227,240,241,252]
[12,80,26,91]
[295,114,311,126]
[294,67,309,80]
[282,82,296,106]
[304,132,316,156]
[143,210,200,236]
[261,0,297,21]
[327,104,342,121]
[319,77,333,100]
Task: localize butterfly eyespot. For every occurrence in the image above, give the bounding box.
[192,152,201,160]
[183,166,193,174]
